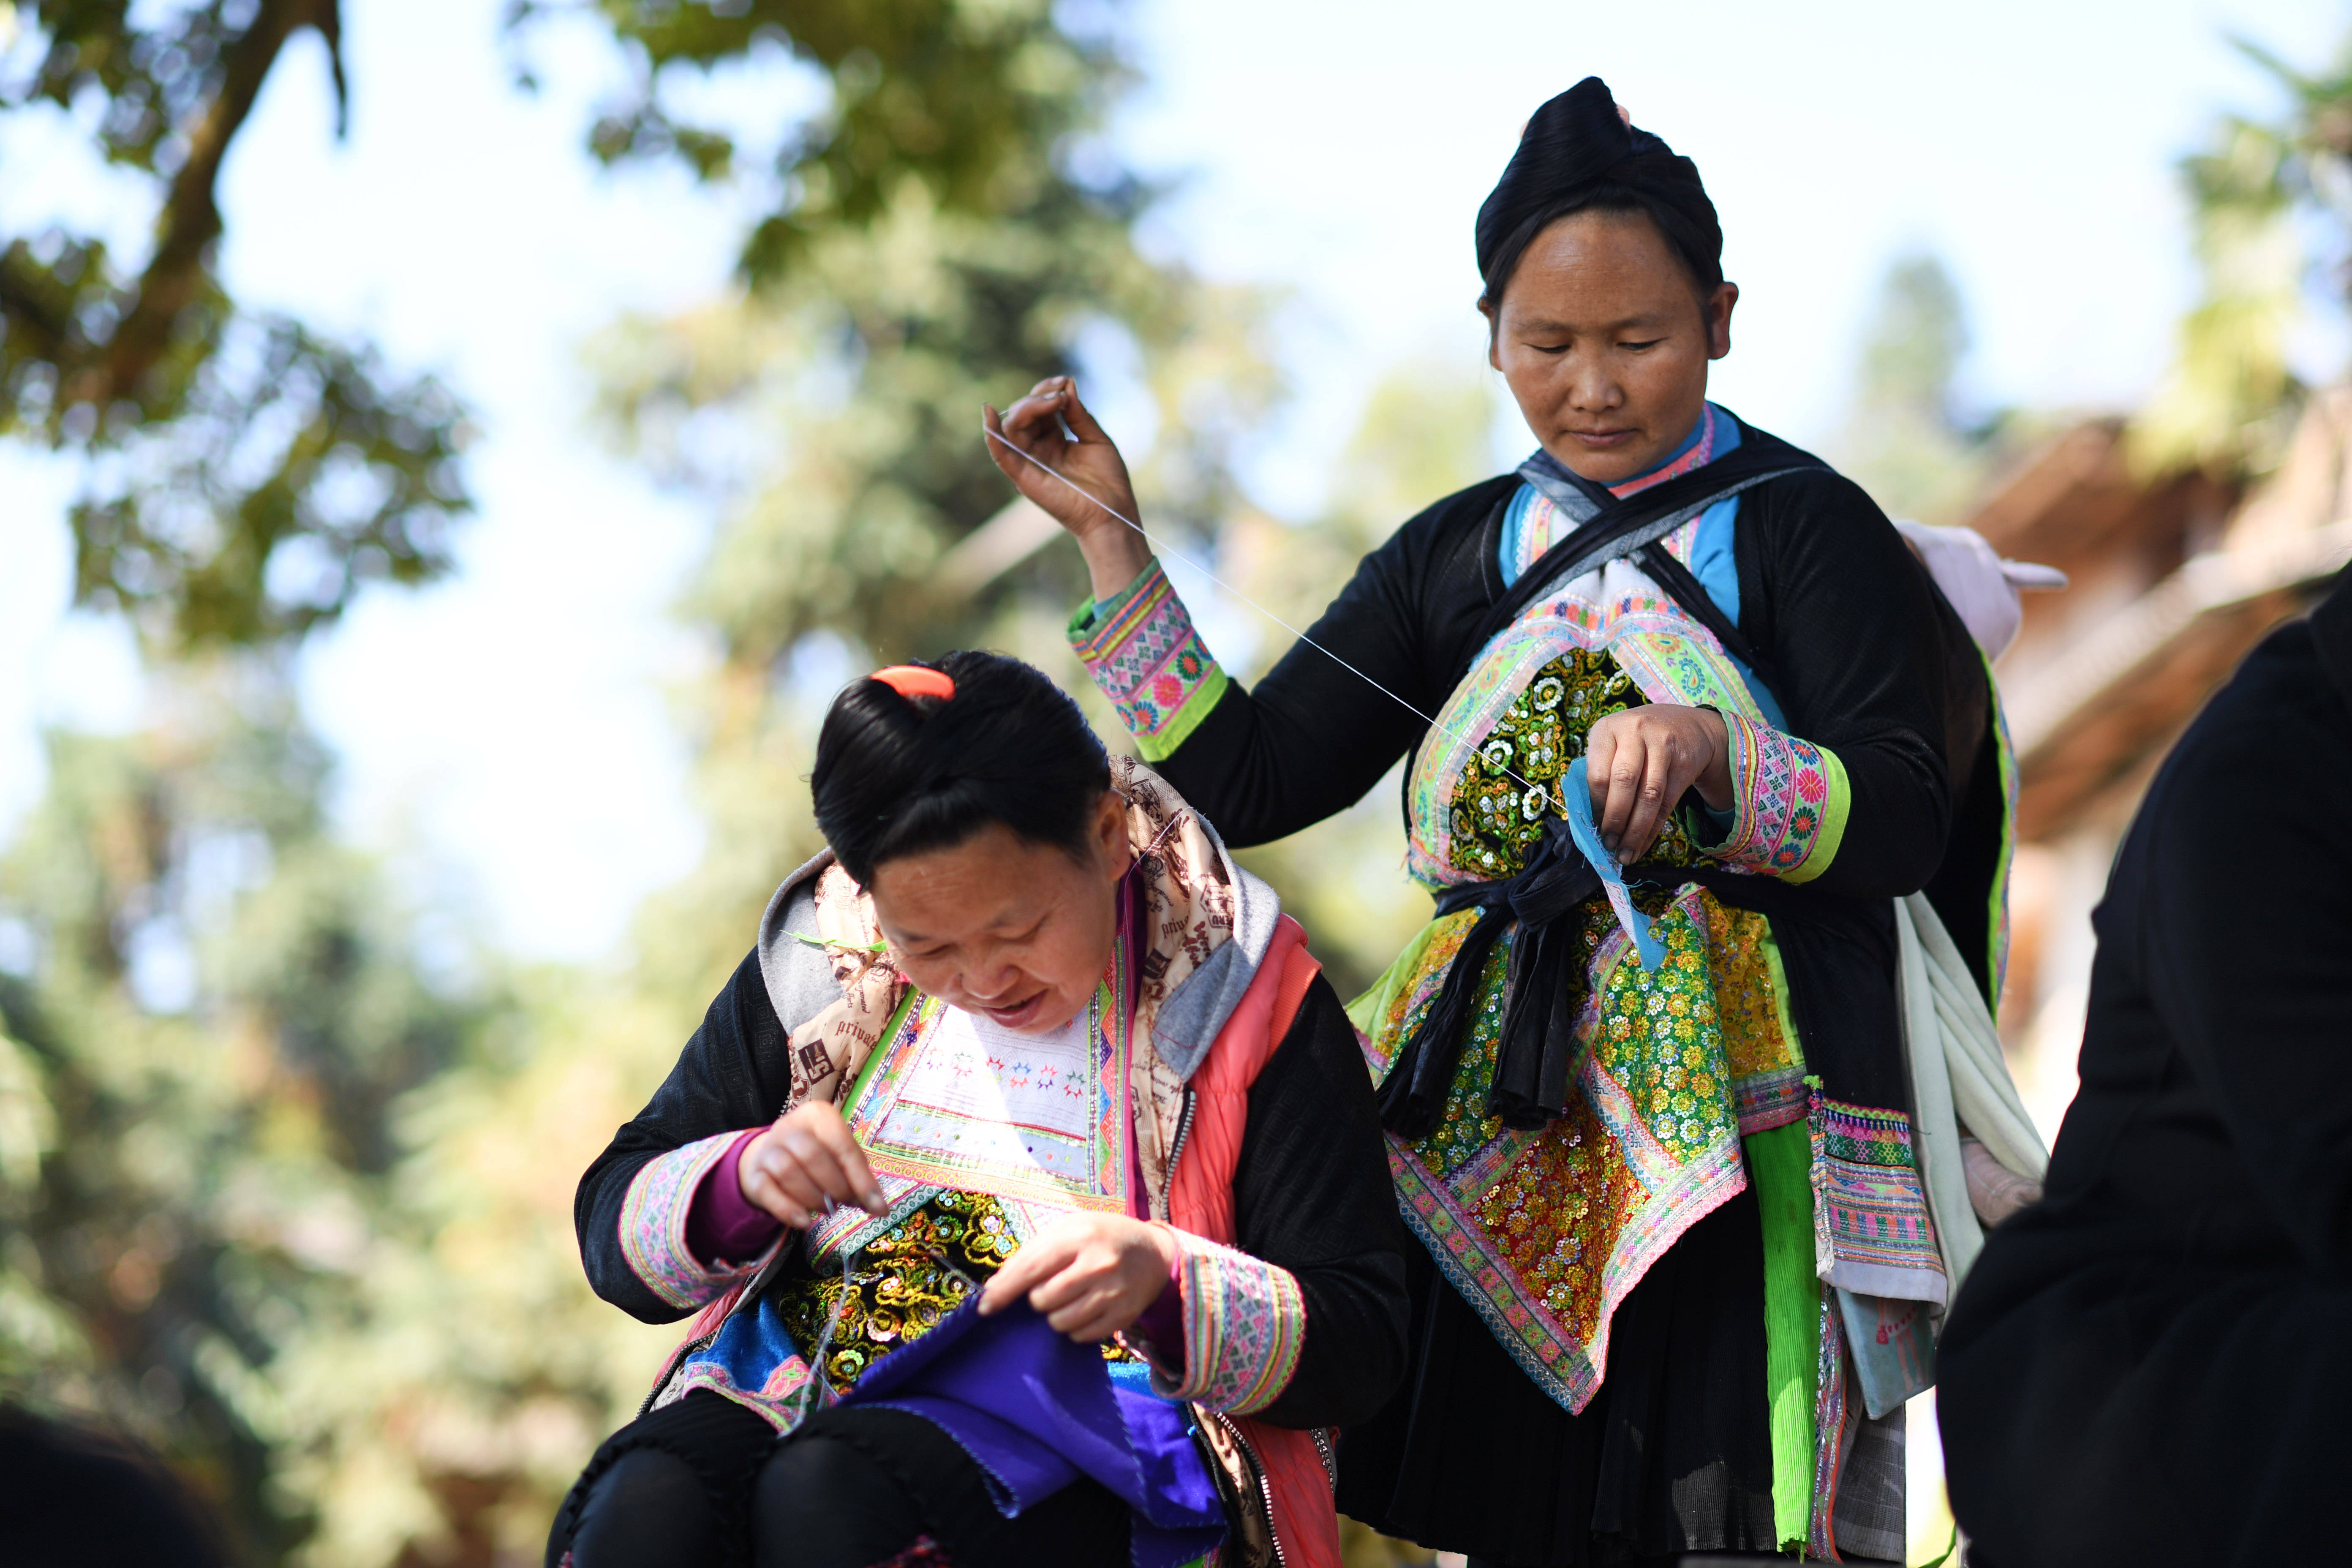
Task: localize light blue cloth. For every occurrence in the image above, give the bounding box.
[1564,757,1667,972]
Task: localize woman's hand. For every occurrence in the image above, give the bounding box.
[1584,704,1732,864]
[736,1103,889,1229]
[983,376,1152,601]
[978,1212,1178,1342]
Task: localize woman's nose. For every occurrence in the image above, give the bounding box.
[961,955,1022,1003]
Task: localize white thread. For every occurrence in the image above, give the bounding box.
[982,421,1547,798]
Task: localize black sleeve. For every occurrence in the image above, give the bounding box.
[1736,469,1979,898]
[2118,622,2352,1270]
[1151,476,1516,847]
[574,949,795,1323]
[1229,975,1411,1429]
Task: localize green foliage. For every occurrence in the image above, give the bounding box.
[1229,362,1498,999]
[0,0,471,648]
[547,0,1124,283]
[1835,252,2001,527]
[2134,33,2352,476]
[0,669,505,1560]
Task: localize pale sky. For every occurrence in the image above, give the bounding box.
[1,0,2344,961]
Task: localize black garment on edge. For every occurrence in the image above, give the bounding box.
[546,1391,1131,1568]
[1938,593,2352,1568]
[1140,419,1998,1562]
[572,939,1410,1435]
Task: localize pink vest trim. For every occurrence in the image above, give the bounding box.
[1168,915,1342,1568]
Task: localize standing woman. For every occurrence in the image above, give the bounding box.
[986,78,2007,1566]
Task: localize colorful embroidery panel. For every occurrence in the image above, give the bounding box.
[776,1189,1020,1402]
[1386,888,1805,1413]
[1156,1229,1307,1416]
[1068,560,1229,761]
[847,980,1132,1215]
[618,1130,780,1312]
[1708,710,1850,883]
[1405,590,1765,890]
[1807,1091,1945,1306]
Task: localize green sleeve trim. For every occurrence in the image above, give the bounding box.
[1131,667,1229,762]
[1780,743,1849,886]
[1064,555,1164,642]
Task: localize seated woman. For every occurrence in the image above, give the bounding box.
[1937,577,2352,1565]
[545,652,1407,1568]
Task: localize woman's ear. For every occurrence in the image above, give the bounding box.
[1094,788,1130,881]
[1706,282,1738,360]
[1480,297,1503,371]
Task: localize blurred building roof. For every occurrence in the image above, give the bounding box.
[1980,397,2352,842]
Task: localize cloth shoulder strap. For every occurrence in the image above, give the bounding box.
[1468,438,1830,656]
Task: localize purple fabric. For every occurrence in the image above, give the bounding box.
[841,1296,1226,1568]
[687,1128,780,1266]
[1132,1275,1184,1363]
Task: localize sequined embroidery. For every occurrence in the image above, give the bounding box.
[772,1189,1021,1399]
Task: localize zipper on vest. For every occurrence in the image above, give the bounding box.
[1165,1086,1198,1202]
[1208,1408,1285,1568]
[1310,1426,1337,1492]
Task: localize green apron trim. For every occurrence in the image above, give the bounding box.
[1749,1118,1818,1551]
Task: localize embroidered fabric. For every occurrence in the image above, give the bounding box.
[1067,560,1228,760]
[621,1130,784,1312]
[1152,1229,1307,1416]
[1807,1091,1946,1307]
[1371,891,1805,1414]
[1707,710,1850,882]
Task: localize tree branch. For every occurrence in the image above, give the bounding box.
[70,0,343,410]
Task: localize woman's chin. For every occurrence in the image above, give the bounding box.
[978,991,1082,1034]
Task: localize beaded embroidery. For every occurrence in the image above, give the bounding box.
[1381,885,1803,1413]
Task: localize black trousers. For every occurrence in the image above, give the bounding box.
[546,1391,1131,1568]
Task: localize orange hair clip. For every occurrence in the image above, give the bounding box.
[871,664,956,702]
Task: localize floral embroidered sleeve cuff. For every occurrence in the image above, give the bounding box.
[1067,558,1229,762]
[619,1130,787,1312]
[1700,709,1851,883]
[1146,1229,1307,1416]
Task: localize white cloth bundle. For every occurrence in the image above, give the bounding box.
[1894,891,2050,1314]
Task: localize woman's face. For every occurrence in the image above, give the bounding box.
[1484,209,1738,485]
[866,792,1130,1035]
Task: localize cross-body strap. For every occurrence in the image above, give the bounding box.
[1467,441,1829,656]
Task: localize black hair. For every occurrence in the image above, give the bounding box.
[811,651,1113,886]
[1475,77,1723,313]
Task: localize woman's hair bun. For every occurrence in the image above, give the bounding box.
[810,651,1111,885]
[1475,76,1723,309]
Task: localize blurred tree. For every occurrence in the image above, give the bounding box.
[1227,361,1497,999]
[560,0,1280,1002]
[2134,33,2352,476]
[0,0,470,647]
[1834,252,2000,528]
[0,670,500,1562]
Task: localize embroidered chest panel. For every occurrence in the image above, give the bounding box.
[1407,575,1761,890]
[1444,647,1699,885]
[846,975,1132,1215]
